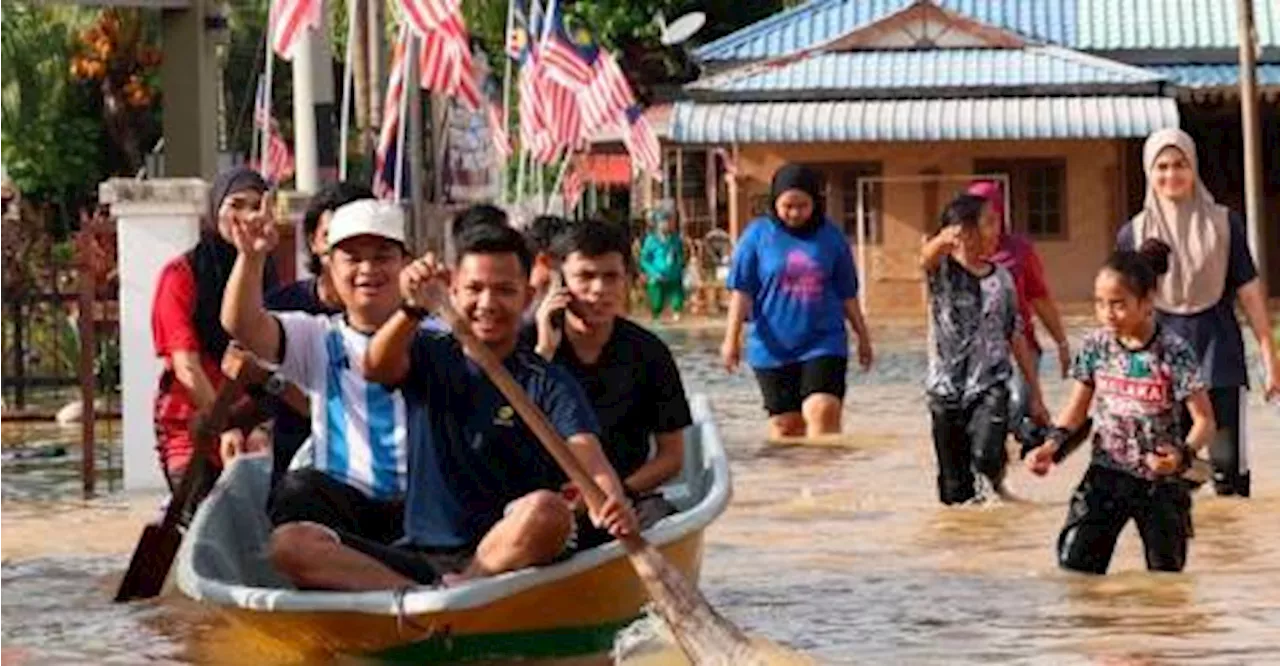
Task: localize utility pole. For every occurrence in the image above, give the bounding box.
[1237,0,1267,290]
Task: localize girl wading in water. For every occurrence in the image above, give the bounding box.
[1117,128,1279,498]
[721,163,873,440]
[1027,241,1214,574]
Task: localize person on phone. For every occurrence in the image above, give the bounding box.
[354,222,639,587]
[151,166,277,491]
[921,194,1049,504]
[1026,240,1214,574]
[523,214,572,324]
[1117,128,1279,498]
[721,163,874,440]
[220,199,416,590]
[525,220,692,531]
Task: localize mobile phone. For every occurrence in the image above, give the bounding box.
[549,270,566,331]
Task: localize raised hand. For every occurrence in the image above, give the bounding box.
[229,191,278,256]
[400,253,449,312]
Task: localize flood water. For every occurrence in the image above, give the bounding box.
[3,320,1279,665]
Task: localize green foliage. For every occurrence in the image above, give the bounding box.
[1,0,105,201]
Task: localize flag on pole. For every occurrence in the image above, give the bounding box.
[577,51,636,134]
[540,6,597,87]
[487,101,512,159]
[399,0,483,109]
[620,105,661,179]
[506,0,543,64]
[563,162,585,210]
[251,78,295,184]
[373,33,409,199]
[269,0,322,60]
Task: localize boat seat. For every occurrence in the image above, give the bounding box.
[189,455,292,589]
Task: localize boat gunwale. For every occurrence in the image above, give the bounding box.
[175,394,730,616]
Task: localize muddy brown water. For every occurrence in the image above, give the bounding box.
[3,322,1279,664]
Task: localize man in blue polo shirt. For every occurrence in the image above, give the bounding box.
[344,222,640,588]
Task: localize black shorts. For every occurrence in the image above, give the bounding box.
[753,355,848,416]
[267,468,404,546]
[345,493,681,584]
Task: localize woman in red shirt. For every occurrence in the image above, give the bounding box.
[151,167,277,489]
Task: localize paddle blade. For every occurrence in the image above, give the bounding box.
[627,543,772,666]
[113,522,181,602]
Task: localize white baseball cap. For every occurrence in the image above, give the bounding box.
[326,200,407,251]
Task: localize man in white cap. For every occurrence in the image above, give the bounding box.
[220,199,417,588]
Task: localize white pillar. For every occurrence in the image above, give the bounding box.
[100,178,207,492]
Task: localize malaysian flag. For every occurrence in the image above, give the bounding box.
[373,31,409,199]
[563,162,585,210]
[518,65,561,163]
[620,106,661,179]
[269,0,321,60]
[486,101,512,159]
[577,50,636,135]
[251,79,295,184]
[400,0,483,109]
[506,0,543,64]
[539,5,597,87]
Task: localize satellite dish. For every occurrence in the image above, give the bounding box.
[657,11,706,46]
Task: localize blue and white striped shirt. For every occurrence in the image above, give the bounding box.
[276,313,407,499]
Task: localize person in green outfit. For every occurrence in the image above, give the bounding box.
[639,209,686,322]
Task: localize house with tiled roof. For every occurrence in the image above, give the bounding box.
[614,0,1278,313]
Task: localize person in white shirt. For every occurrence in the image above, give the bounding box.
[221,198,414,589]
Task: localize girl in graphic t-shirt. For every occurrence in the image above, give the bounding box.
[721,163,874,440]
[1026,239,1214,574]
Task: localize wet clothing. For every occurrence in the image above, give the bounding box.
[274,312,409,500]
[1057,465,1192,574]
[925,256,1021,407]
[1117,213,1257,389]
[753,355,848,416]
[1071,326,1204,481]
[929,384,1010,504]
[520,318,692,483]
[728,217,859,369]
[1055,325,1203,574]
[1118,214,1256,497]
[267,468,404,545]
[400,331,600,549]
[990,233,1051,353]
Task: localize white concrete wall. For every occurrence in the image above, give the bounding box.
[100,178,207,491]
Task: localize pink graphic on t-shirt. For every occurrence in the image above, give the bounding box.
[780,250,823,302]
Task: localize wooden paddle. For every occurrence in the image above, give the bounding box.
[436,302,770,666]
[114,371,246,602]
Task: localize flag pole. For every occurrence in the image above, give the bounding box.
[339,0,357,180]
[249,76,261,166]
[393,31,411,202]
[499,0,516,203]
[550,150,572,214]
[260,2,276,168]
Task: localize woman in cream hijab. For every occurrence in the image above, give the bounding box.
[1117,128,1279,498]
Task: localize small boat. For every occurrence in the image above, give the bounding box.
[176,394,731,663]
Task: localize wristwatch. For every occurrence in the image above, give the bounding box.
[263,372,288,397]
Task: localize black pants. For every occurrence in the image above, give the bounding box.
[1057,465,1192,574]
[929,385,1010,505]
[1206,387,1249,498]
[267,468,405,546]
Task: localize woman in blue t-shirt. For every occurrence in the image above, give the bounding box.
[721,164,874,439]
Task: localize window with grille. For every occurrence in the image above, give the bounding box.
[973,158,1068,239]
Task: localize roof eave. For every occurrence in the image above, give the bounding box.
[687,82,1171,104]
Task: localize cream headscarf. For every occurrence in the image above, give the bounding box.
[1131,128,1230,314]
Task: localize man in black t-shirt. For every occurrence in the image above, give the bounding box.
[525,221,693,534]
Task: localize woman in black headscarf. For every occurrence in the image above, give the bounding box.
[151,166,278,489]
[721,163,874,440]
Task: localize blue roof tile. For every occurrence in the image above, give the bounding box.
[689,46,1164,96]
[1149,63,1280,87]
[693,0,1280,62]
